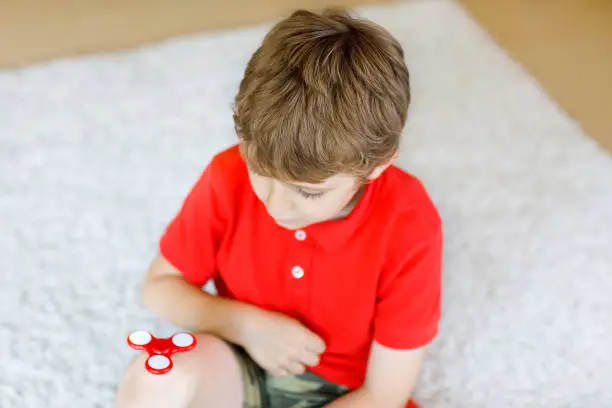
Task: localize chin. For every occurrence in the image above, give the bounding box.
[275,220,308,230]
[276,222,301,230]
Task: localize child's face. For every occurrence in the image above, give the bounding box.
[247,170,362,230]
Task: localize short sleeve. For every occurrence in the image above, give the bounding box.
[373,222,443,350]
[159,160,227,287]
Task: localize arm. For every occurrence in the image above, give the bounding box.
[328,209,443,407]
[325,341,424,408]
[141,253,326,376]
[141,155,252,343]
[143,154,325,375]
[140,254,252,345]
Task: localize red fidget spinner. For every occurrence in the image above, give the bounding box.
[127,330,197,374]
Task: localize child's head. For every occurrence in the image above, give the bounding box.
[233,8,410,229]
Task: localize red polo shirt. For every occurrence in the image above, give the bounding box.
[160,144,442,390]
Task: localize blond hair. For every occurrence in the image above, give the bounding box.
[233,8,410,183]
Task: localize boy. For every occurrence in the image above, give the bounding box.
[115,8,442,408]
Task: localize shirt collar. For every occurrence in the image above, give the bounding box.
[304,181,377,252]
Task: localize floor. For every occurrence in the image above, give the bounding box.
[0,0,610,151]
[3,3,612,406]
[459,0,612,152]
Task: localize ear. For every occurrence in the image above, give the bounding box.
[367,151,398,180]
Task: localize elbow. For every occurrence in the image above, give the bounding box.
[139,279,154,311]
[139,276,165,312]
[138,254,187,314]
[376,395,411,408]
[364,387,412,408]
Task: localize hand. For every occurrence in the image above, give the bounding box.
[236,307,326,376]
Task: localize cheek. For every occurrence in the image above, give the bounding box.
[248,173,266,200]
[302,190,356,218]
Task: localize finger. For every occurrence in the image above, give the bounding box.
[283,360,306,375]
[271,367,291,377]
[305,333,326,354]
[298,350,320,367]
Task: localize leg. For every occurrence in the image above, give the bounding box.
[265,371,349,408]
[266,372,421,408]
[114,334,244,408]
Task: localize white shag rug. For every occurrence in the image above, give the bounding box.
[1,1,611,407]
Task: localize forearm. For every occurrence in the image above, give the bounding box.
[324,388,374,408]
[327,342,424,408]
[140,275,251,345]
[326,387,410,408]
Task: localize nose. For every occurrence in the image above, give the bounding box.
[265,180,292,217]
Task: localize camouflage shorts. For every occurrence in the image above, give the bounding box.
[231,346,350,408]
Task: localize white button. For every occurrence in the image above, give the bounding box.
[128,330,152,346]
[147,355,171,370]
[291,265,305,279]
[295,230,307,241]
[172,332,194,348]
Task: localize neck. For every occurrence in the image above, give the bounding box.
[333,185,366,220]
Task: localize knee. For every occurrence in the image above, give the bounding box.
[115,334,235,406]
[171,333,235,370]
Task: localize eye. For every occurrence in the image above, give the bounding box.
[299,190,325,200]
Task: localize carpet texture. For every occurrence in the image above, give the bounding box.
[1,1,611,407]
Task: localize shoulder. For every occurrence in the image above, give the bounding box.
[178,144,250,218]
[197,144,249,197]
[368,167,443,351]
[376,165,442,243]
[208,144,246,179]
